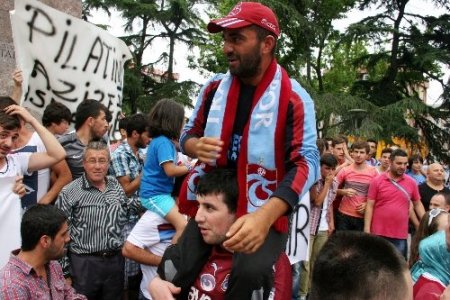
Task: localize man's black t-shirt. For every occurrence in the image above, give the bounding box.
[227,84,255,167]
[418,182,450,209]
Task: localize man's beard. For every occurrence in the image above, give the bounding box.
[228,45,262,79]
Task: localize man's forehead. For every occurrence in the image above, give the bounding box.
[0,126,19,135]
[431,194,444,201]
[84,149,109,158]
[393,156,407,162]
[429,163,443,171]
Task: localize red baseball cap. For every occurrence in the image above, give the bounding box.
[207,2,280,37]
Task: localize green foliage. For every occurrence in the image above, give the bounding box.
[83,0,206,114]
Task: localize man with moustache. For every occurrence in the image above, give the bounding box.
[176,2,319,299]
[56,141,141,299]
[0,205,86,299]
[364,149,426,258]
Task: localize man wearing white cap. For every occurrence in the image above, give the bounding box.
[162,2,320,299]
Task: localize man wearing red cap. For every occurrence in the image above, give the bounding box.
[157,2,320,299]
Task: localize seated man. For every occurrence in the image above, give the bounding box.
[310,231,412,300]
[0,204,86,299]
[149,169,292,299]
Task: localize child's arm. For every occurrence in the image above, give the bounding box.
[162,161,190,177]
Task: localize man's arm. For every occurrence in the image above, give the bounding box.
[364,199,375,233]
[122,241,162,265]
[117,175,141,197]
[4,105,65,172]
[149,276,181,300]
[183,136,223,164]
[412,199,425,220]
[409,202,420,230]
[311,174,334,207]
[111,151,142,197]
[10,69,22,103]
[39,160,72,204]
[223,196,289,253]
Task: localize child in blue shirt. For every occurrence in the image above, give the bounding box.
[140,99,190,242]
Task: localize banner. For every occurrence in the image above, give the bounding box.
[10,0,132,139]
[286,192,311,264]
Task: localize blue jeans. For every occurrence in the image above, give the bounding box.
[381,236,407,259]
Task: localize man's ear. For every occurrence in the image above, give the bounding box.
[39,235,52,249]
[87,116,94,127]
[262,35,276,55]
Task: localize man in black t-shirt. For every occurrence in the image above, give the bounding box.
[419,163,449,209]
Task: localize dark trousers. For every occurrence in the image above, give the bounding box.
[335,211,364,231]
[159,219,287,300]
[69,252,124,300]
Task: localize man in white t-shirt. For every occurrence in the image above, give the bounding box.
[0,99,65,267]
[122,211,174,300]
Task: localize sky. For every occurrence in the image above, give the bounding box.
[89,0,449,107]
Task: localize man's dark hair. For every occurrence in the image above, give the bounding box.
[390,149,408,161]
[367,138,377,145]
[408,154,423,171]
[332,136,346,147]
[250,25,277,55]
[21,204,67,251]
[0,111,20,130]
[126,113,148,136]
[147,99,184,140]
[42,101,72,127]
[351,141,369,154]
[0,96,16,109]
[119,117,128,131]
[438,191,450,206]
[74,99,109,130]
[310,231,409,300]
[320,153,338,168]
[196,169,238,213]
[381,148,393,156]
[316,138,328,155]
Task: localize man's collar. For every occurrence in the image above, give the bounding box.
[9,249,34,275]
[81,173,108,190]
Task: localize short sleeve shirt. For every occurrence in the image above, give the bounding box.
[336,164,378,217]
[368,173,420,239]
[140,136,177,198]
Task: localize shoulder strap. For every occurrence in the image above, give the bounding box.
[389,178,411,202]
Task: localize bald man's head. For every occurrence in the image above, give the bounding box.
[427,163,445,183]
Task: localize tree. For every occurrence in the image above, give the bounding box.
[343,0,450,162]
[83,0,206,113]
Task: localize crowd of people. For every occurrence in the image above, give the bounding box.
[1,1,450,300]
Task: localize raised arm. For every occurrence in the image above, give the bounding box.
[4,105,65,172]
[10,69,23,103]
